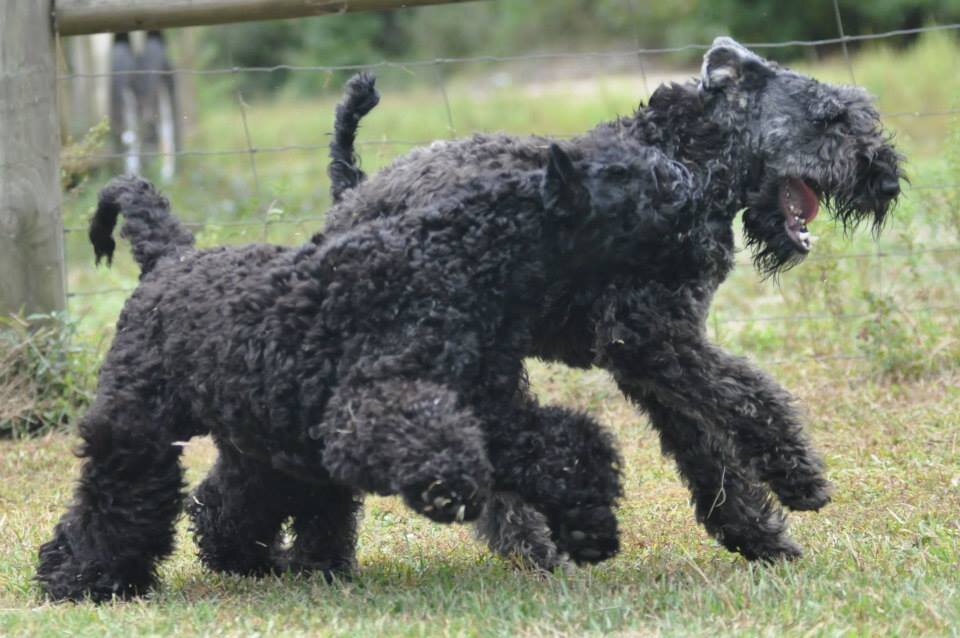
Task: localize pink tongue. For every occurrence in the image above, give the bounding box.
[787,178,819,222]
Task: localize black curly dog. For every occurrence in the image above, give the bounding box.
[36,133,623,603]
[320,38,903,570]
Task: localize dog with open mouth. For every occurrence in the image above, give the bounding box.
[323,37,904,568]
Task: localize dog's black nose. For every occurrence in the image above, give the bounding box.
[879,178,900,199]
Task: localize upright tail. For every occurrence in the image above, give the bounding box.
[89,175,195,276]
[328,72,380,203]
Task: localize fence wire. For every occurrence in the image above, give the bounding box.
[57,22,960,80]
[55,10,960,368]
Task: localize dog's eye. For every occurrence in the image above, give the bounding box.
[813,113,845,128]
[809,98,846,127]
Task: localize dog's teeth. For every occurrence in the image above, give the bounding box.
[455,505,466,522]
[434,496,452,509]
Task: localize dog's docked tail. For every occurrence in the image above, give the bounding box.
[328,72,380,203]
[89,175,195,276]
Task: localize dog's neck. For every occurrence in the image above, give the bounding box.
[603,81,755,223]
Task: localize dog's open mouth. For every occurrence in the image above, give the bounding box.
[779,177,819,251]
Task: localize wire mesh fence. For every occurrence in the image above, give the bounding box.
[53,6,960,371]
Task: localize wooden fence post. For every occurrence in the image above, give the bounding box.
[57,0,478,35]
[2,0,475,317]
[0,0,66,317]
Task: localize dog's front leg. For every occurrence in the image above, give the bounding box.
[478,402,623,569]
[692,343,833,511]
[592,283,808,561]
[320,376,492,524]
[593,282,831,511]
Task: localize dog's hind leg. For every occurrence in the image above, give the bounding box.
[186,445,290,576]
[321,377,493,524]
[188,447,361,579]
[36,400,187,602]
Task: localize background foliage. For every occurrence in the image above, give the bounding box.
[0,313,94,438]
[202,0,960,93]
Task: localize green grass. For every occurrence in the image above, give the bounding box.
[2,367,959,636]
[1,32,958,637]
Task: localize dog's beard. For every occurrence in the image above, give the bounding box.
[821,180,897,238]
[812,145,903,238]
[742,177,810,277]
[742,158,901,278]
[742,204,808,277]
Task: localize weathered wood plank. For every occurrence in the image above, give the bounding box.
[0,0,66,316]
[56,0,479,36]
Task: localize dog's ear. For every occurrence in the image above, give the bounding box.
[543,143,590,219]
[701,37,772,91]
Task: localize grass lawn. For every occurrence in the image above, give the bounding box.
[1,31,959,637]
[2,366,958,636]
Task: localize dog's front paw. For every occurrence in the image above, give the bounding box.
[775,475,833,512]
[402,477,486,524]
[548,504,620,565]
